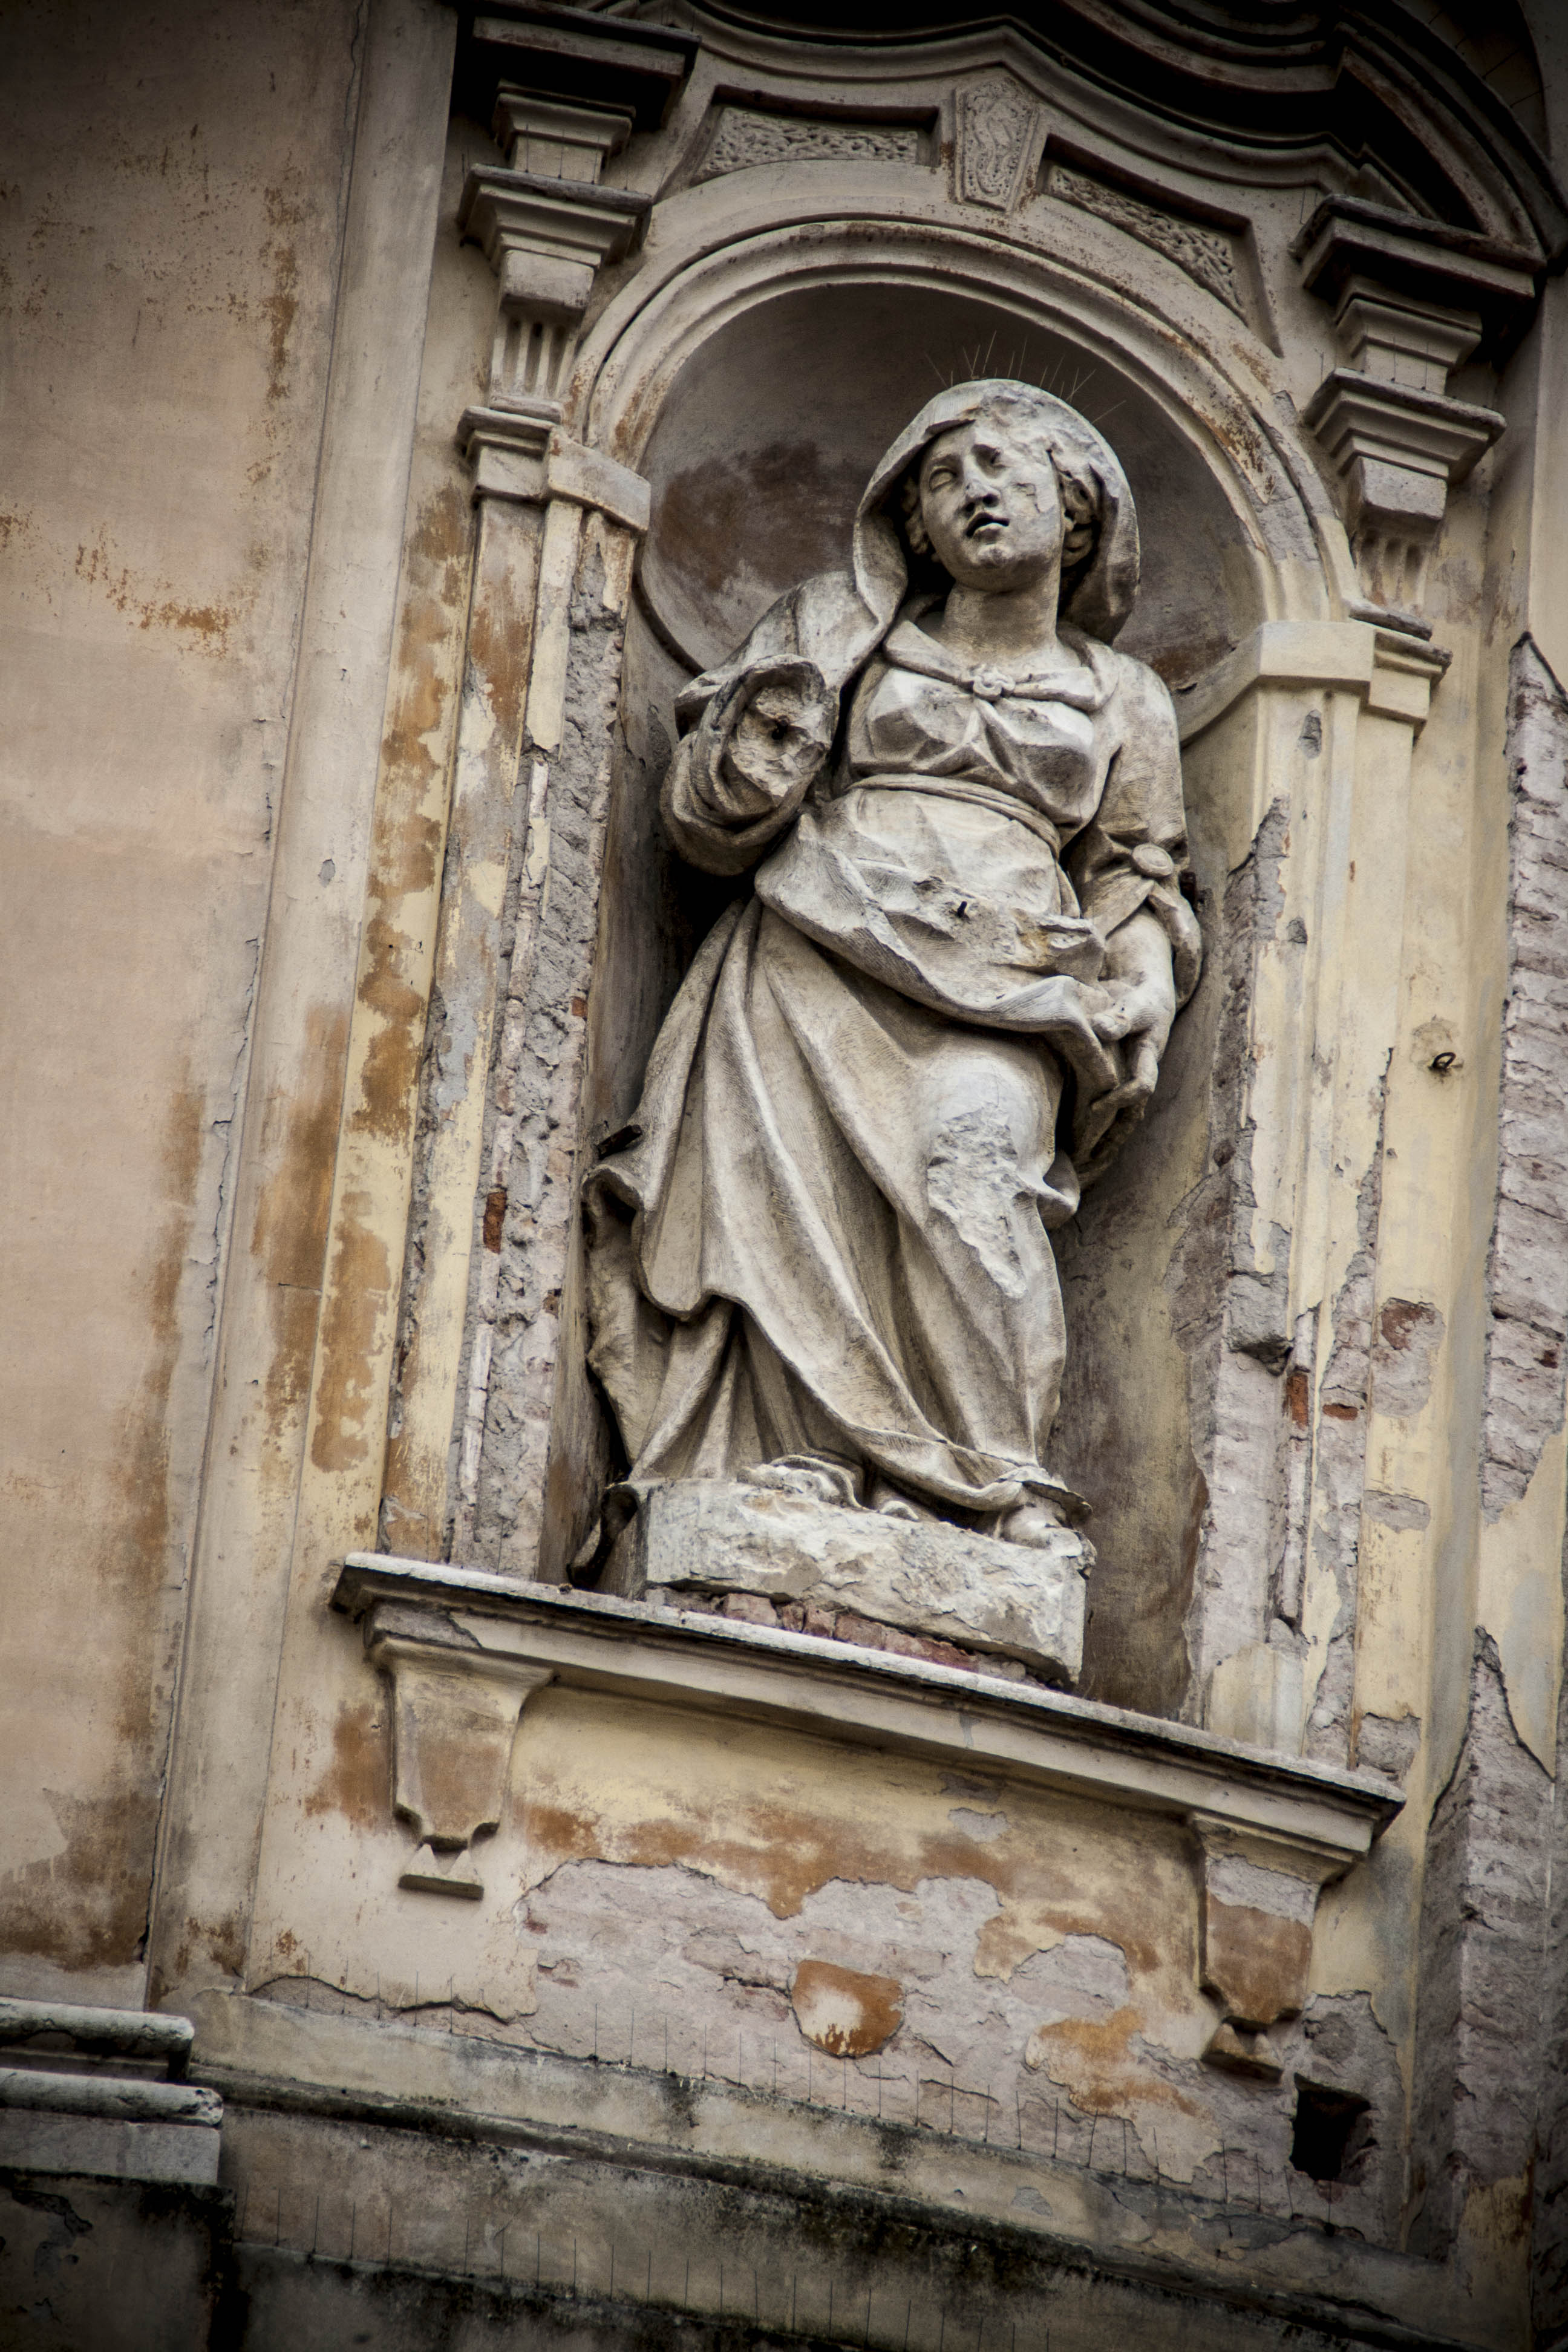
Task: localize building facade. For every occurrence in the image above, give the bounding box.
[6,2,1568,2344]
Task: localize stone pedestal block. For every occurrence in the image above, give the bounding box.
[603,1478,1091,1684]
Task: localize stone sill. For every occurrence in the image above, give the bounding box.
[0,1995,194,2077]
[334,1553,1400,1863]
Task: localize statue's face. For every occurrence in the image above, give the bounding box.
[917,420,1064,591]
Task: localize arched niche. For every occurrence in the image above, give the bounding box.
[564,220,1342,1716]
[632,277,1258,693]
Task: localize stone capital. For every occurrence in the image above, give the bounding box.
[457,166,648,283]
[1293,197,1530,615]
[1302,368,1503,609]
[1292,196,1538,365]
[492,87,634,186]
[456,408,650,531]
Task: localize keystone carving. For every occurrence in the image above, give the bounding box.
[954,73,1042,212]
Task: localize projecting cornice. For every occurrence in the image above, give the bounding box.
[675,0,1567,263]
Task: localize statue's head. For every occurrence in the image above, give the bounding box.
[859,379,1140,642]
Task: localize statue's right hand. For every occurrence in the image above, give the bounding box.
[716,659,837,817]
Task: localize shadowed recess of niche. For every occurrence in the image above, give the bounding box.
[608,279,1263,1723]
[636,279,1256,690]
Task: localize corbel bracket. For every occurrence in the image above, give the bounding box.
[1189,1815,1347,2080]
[359,1599,554,1899]
[333,1559,1402,1976]
[457,84,651,426]
[1301,369,1501,610]
[1293,198,1534,619]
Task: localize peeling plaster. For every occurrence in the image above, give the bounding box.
[1412,1635,1552,2261]
[1483,636,1568,1520]
[1303,1082,1387,1766]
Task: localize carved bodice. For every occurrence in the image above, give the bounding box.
[843,614,1116,850]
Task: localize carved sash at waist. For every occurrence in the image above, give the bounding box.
[835,773,1065,852]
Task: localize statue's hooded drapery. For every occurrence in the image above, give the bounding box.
[587,382,1201,1523]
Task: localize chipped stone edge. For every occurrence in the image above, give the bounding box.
[0,2066,221,2126]
[333,1553,1402,1860]
[0,1998,194,2073]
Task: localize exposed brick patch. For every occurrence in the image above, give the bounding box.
[1302,1096,1385,1766]
[1483,636,1568,1520]
[1169,797,1299,1706]
[474,548,627,1572]
[1533,1541,1568,2342]
[667,1589,1037,1684]
[1411,1635,1552,2258]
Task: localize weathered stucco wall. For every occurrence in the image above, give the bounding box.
[7,2,1568,2347]
[0,0,362,1998]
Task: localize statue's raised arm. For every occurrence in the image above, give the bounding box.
[587,379,1201,1556]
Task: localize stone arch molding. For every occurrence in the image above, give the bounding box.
[570,209,1359,639]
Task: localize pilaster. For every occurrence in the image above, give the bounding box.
[384,74,659,1570]
[1177,622,1448,1757]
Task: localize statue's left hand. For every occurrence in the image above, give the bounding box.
[1082,909,1178,1141]
[717,659,837,817]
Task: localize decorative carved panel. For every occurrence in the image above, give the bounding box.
[954,73,1042,212]
[1050,164,1246,318]
[1191,1818,1344,2080]
[697,108,924,180]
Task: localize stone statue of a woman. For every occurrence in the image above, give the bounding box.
[586,379,1200,1564]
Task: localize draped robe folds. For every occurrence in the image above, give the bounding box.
[586,609,1202,1521]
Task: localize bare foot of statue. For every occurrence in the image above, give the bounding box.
[750,1454,863,1508]
[869,1476,939,1521]
[996,1491,1072,1548]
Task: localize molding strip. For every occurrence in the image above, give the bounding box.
[333,1552,1402,1860]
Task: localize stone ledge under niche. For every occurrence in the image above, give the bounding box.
[333,1558,1402,2077]
[333,1553,1397,1852]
